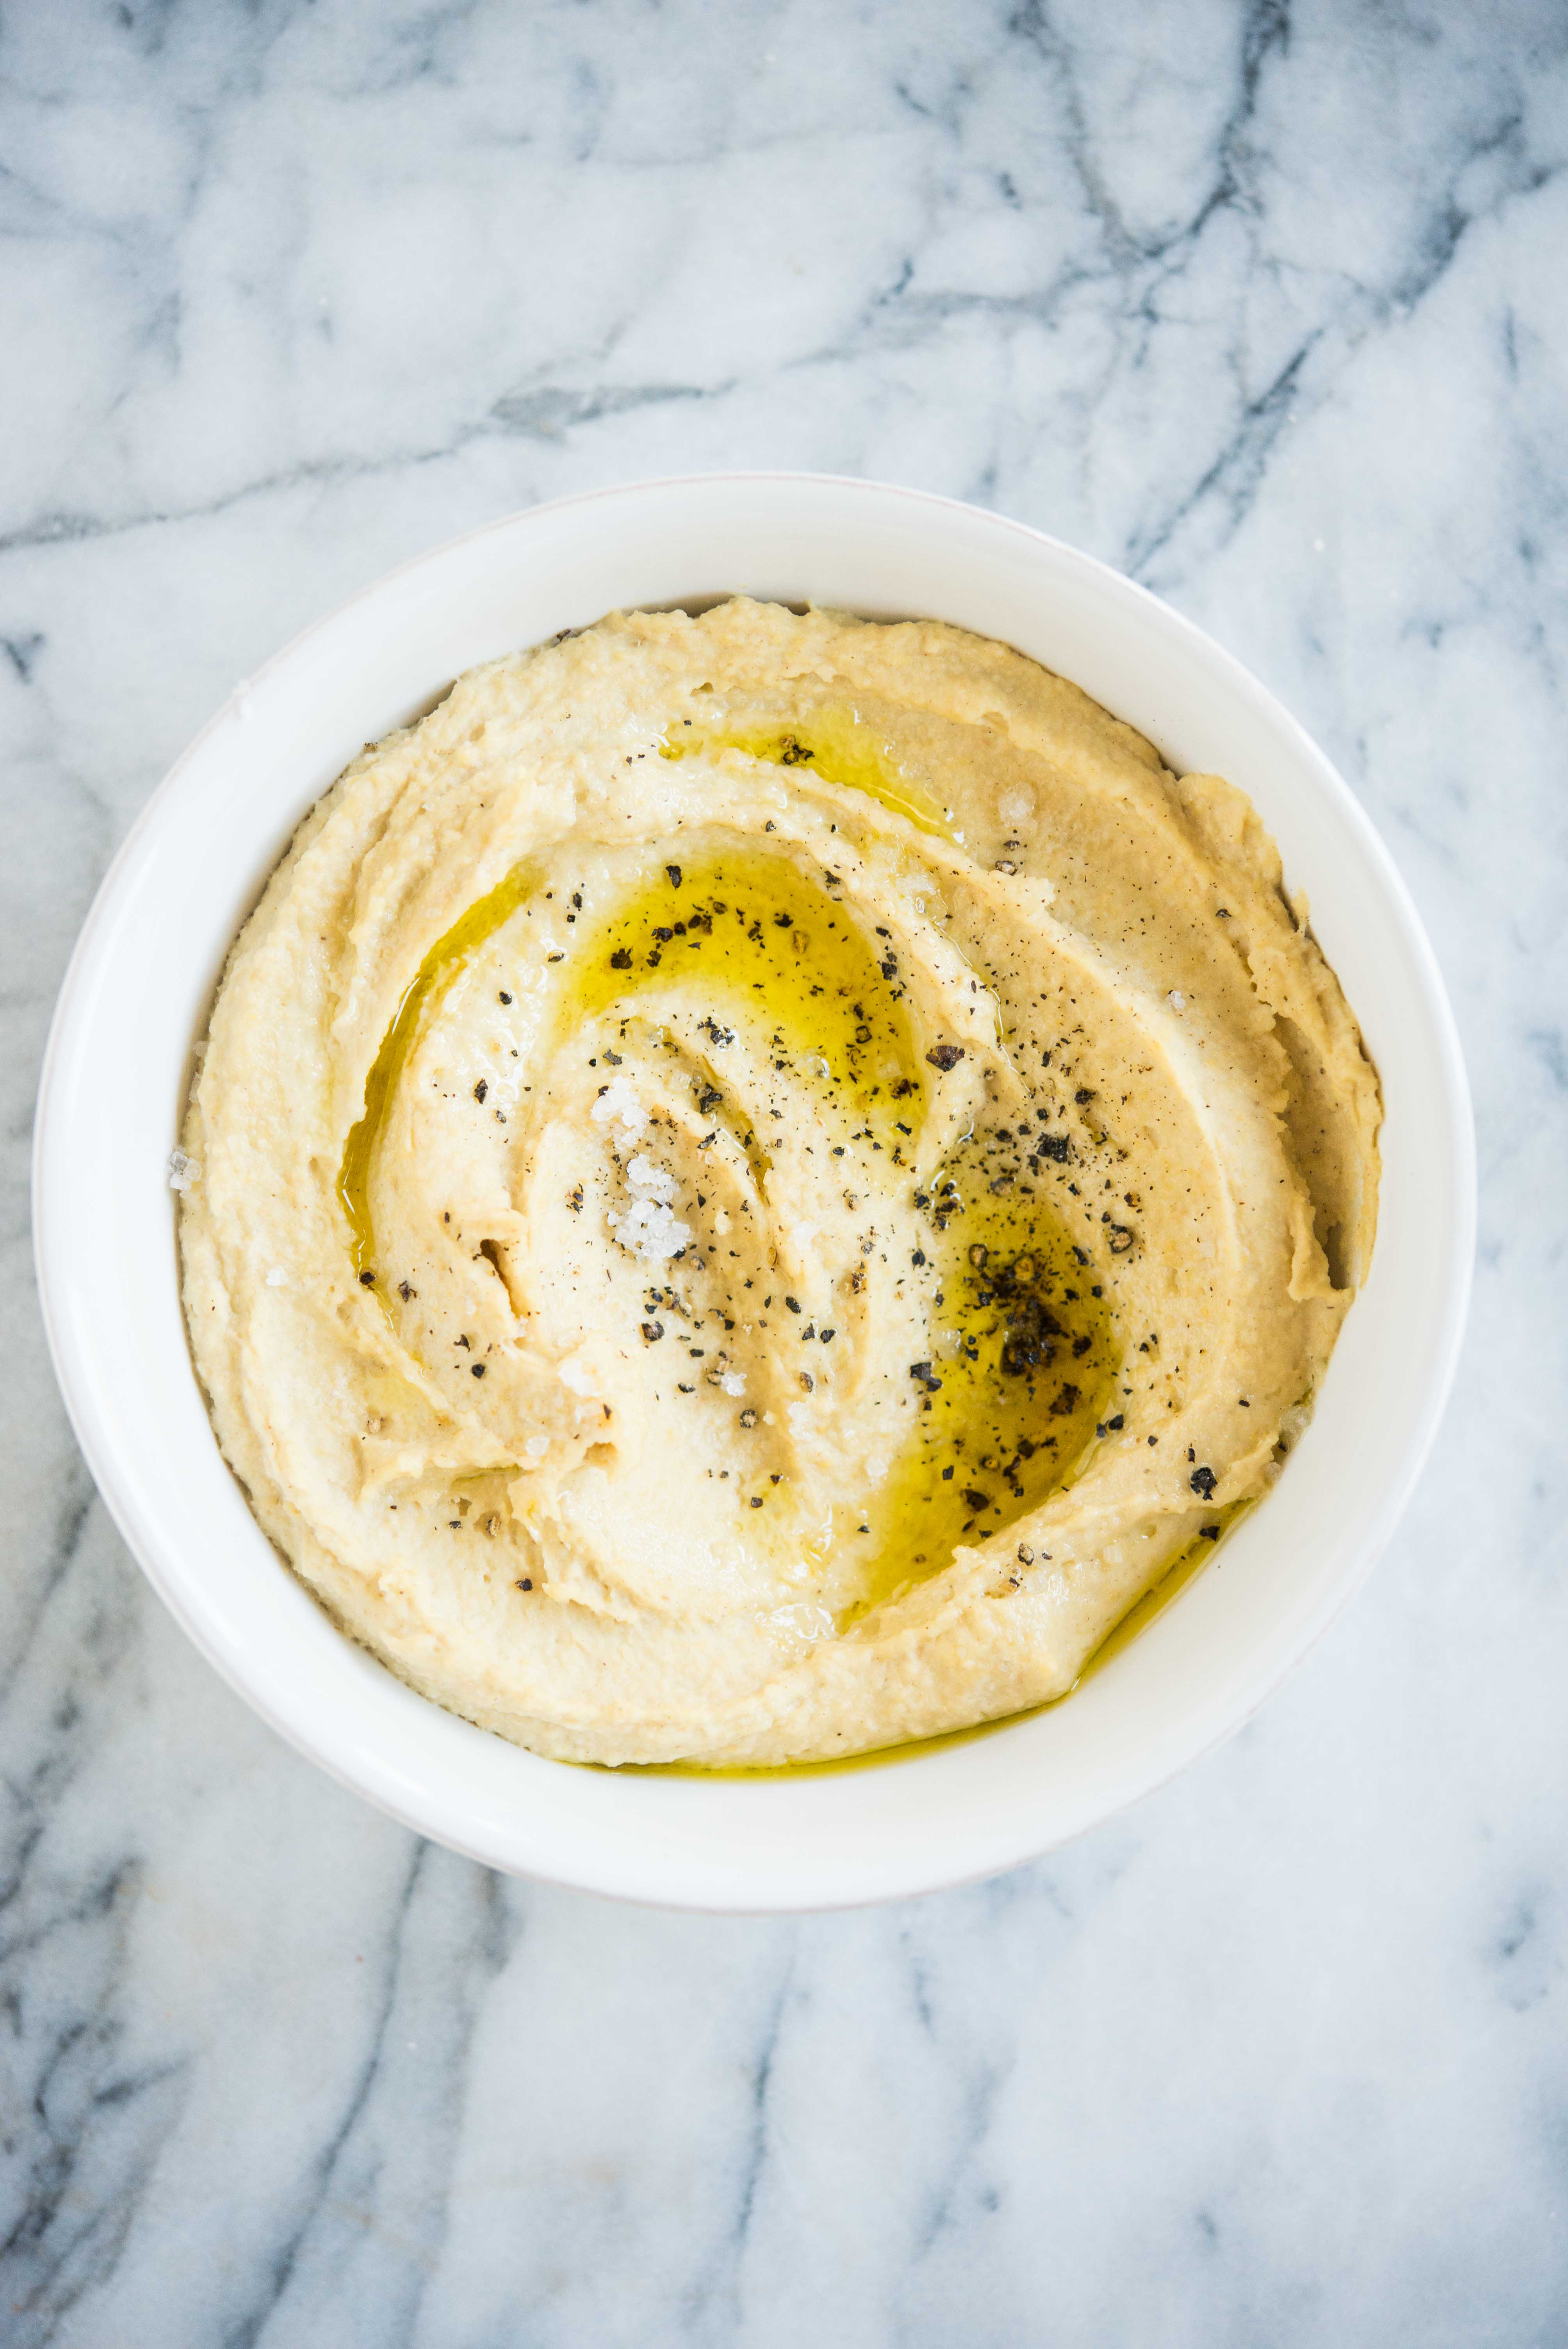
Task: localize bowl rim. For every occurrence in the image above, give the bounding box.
[32,471,1476,1910]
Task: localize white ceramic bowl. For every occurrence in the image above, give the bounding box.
[33,476,1474,1911]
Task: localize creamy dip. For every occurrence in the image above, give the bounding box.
[179,599,1380,1766]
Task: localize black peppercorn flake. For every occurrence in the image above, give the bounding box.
[1190,1465,1218,1499]
[925,1043,964,1071]
[474,1080,488,1103]
[359,1269,376,1286]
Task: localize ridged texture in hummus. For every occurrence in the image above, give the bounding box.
[179,601,1380,1767]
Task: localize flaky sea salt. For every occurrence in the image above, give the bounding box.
[264,1267,288,1289]
[1167,989,1187,1013]
[615,1197,691,1266]
[590,1075,649,1146]
[597,1131,691,1265]
[167,1149,200,1193]
[718,1371,746,1397]
[625,1154,675,1203]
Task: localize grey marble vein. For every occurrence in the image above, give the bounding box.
[2,0,1566,2341]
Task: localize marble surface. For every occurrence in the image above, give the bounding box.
[2,0,1564,2338]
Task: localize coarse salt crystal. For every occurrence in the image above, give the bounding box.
[1167,990,1187,1013]
[167,1149,200,1193]
[615,1197,691,1267]
[590,1075,649,1145]
[625,1154,675,1203]
[718,1371,746,1397]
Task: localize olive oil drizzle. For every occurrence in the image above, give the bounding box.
[1073,1502,1250,1683]
[626,1509,1250,1779]
[844,1182,1116,1621]
[338,860,536,1281]
[571,847,925,1148]
[660,705,960,843]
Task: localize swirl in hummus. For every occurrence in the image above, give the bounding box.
[179,600,1381,1768]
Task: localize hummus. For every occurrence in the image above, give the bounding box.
[179,600,1380,1768]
